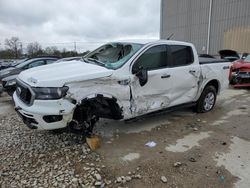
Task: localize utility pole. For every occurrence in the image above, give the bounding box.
[74,42,77,52]
[207,0,213,54]
[20,43,23,55]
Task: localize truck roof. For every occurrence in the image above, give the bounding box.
[115,39,192,46]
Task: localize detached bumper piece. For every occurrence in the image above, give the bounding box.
[230,72,250,87]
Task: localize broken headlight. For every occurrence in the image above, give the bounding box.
[32,86,69,100]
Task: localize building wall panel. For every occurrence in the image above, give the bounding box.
[161,0,250,55]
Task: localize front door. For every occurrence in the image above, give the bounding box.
[130,45,172,116]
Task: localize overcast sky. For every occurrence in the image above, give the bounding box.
[0,0,160,51]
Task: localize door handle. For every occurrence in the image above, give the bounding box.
[223,66,230,70]
[161,74,171,79]
[189,70,196,73]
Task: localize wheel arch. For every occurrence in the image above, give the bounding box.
[204,79,220,94]
[72,93,124,122]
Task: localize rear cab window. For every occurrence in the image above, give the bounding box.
[169,45,194,67]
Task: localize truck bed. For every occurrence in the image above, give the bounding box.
[199,57,229,65]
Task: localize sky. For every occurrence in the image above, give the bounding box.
[0,0,160,51]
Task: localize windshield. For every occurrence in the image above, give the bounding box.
[16,59,35,68]
[244,55,250,62]
[84,42,143,69]
[11,59,27,67]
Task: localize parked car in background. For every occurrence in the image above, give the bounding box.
[1,57,78,96]
[0,57,59,96]
[229,55,250,87]
[13,40,231,132]
[219,49,240,62]
[2,75,19,95]
[54,56,82,63]
[0,59,26,70]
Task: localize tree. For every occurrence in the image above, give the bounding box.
[26,42,43,57]
[4,37,22,58]
[44,46,60,56]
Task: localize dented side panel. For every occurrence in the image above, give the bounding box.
[66,76,132,119]
[195,62,231,101]
[129,68,173,116]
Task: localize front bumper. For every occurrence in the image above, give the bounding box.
[13,92,76,130]
[230,72,250,87]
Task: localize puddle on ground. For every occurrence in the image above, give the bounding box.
[214,137,250,188]
[218,89,247,101]
[96,118,172,137]
[165,131,212,152]
[212,109,248,126]
[121,153,140,161]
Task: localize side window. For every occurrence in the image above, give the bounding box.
[27,60,46,68]
[132,45,168,73]
[46,59,56,65]
[169,45,194,67]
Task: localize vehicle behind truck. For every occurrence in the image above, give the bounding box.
[13,40,231,133]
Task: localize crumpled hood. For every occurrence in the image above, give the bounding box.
[18,60,114,87]
[232,60,250,70]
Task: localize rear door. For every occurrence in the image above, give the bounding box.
[166,45,200,106]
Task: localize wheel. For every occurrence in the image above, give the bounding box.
[196,85,217,113]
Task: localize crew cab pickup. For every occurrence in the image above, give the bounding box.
[13,40,231,131]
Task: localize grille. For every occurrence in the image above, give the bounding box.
[240,78,250,84]
[16,81,33,105]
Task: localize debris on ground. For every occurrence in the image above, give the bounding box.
[193,127,199,131]
[173,162,182,167]
[145,141,157,148]
[161,176,168,183]
[86,135,101,150]
[115,175,133,184]
[189,157,197,162]
[219,175,225,181]
[221,141,227,145]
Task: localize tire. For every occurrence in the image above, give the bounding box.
[196,85,217,113]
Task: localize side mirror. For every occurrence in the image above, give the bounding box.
[135,67,148,87]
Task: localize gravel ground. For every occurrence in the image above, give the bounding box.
[0,88,250,188]
[0,113,107,187]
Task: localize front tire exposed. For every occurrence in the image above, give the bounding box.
[196,85,217,113]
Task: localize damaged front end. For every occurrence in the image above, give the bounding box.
[68,94,123,136]
[230,66,250,87]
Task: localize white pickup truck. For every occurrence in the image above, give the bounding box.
[13,40,231,132]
